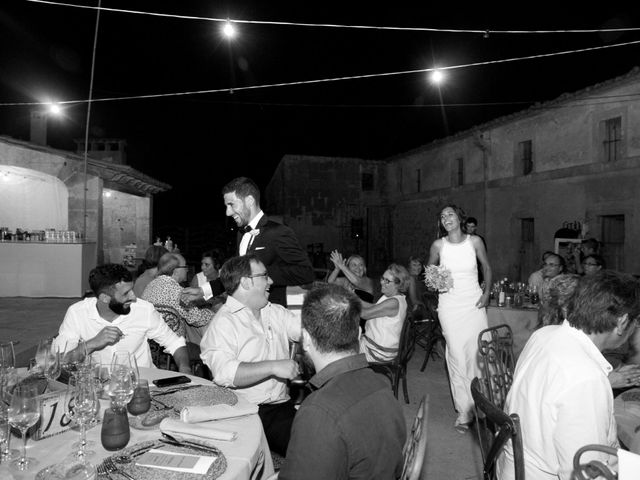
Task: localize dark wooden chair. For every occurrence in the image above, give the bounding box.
[471,377,524,480]
[400,394,429,480]
[369,312,415,403]
[415,295,444,372]
[572,444,617,480]
[477,324,515,409]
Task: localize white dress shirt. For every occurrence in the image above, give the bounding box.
[239,210,264,256]
[497,321,617,480]
[54,297,186,368]
[200,295,301,405]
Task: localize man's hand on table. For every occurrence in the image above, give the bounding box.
[608,364,640,389]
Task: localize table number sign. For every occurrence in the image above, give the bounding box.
[34,380,74,440]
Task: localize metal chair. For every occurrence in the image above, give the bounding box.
[572,444,617,480]
[477,324,515,409]
[400,394,429,480]
[369,312,415,403]
[471,377,524,480]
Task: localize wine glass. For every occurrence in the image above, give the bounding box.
[61,339,89,377]
[105,365,135,410]
[35,337,61,382]
[7,383,41,471]
[111,351,139,385]
[65,374,98,459]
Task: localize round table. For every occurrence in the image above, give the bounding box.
[0,367,274,480]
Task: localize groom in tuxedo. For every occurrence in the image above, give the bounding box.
[187,177,314,307]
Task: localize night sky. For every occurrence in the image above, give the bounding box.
[2,2,640,234]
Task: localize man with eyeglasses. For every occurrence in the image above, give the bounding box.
[200,254,301,456]
[528,252,565,298]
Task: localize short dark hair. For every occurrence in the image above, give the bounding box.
[582,238,600,253]
[466,217,478,225]
[568,270,640,334]
[302,283,361,354]
[222,177,261,206]
[202,250,221,269]
[219,254,258,295]
[437,204,467,237]
[89,264,132,297]
[545,253,565,271]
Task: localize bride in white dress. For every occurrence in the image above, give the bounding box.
[428,205,492,432]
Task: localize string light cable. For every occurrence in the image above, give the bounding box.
[25,0,640,35]
[2,37,640,108]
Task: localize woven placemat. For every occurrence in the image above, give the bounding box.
[105,440,227,480]
[152,385,238,409]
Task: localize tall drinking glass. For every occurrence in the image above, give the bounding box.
[65,374,98,459]
[35,337,61,382]
[111,351,139,385]
[0,342,15,371]
[7,383,40,471]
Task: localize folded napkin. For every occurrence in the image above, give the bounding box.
[180,403,258,423]
[160,418,237,443]
[618,449,640,480]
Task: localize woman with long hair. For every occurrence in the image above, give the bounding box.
[427,204,491,432]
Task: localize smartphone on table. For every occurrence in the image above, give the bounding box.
[152,375,192,388]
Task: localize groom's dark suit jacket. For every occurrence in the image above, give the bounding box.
[228,214,314,306]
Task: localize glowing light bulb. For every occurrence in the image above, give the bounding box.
[47,103,61,115]
[222,21,236,39]
[430,70,445,85]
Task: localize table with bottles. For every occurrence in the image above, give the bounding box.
[487,279,539,359]
[0,367,273,480]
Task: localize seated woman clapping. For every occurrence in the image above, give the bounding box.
[327,250,375,302]
[360,264,409,363]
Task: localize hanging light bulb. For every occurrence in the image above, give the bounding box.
[429,69,445,85]
[47,102,61,115]
[222,20,236,39]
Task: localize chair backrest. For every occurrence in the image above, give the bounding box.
[477,324,515,409]
[154,304,186,338]
[400,394,429,480]
[572,444,617,480]
[471,377,524,480]
[396,311,416,368]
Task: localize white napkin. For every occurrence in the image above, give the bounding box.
[160,418,237,442]
[180,403,258,423]
[618,449,640,480]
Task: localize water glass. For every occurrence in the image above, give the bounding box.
[100,406,130,451]
[105,365,134,409]
[127,379,151,416]
[7,383,41,471]
[111,351,139,385]
[0,342,15,370]
[61,339,90,376]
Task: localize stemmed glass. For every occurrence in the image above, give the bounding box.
[65,373,98,459]
[0,341,19,460]
[61,339,90,377]
[7,383,41,471]
[111,351,139,385]
[35,337,61,383]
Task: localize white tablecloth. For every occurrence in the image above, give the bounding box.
[0,367,274,480]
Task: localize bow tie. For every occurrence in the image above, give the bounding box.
[242,225,253,234]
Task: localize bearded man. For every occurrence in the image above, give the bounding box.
[54,263,191,372]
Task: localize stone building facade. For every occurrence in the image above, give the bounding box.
[266,67,640,279]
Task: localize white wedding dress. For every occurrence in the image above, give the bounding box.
[438,235,488,424]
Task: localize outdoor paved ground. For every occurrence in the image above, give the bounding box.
[0,296,483,479]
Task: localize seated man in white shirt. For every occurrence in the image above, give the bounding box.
[498,270,640,480]
[200,254,301,456]
[55,264,191,373]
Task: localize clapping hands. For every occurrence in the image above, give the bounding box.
[330,250,346,270]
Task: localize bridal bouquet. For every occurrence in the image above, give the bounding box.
[423,265,454,293]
